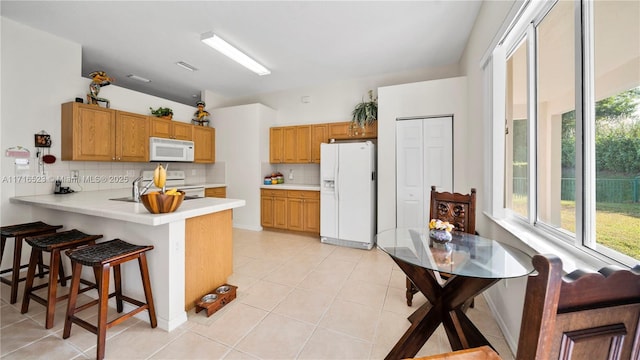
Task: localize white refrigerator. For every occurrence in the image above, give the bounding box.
[320,141,376,250]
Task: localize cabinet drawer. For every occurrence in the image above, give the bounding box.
[287,190,320,199]
[261,189,287,197]
[205,187,226,198]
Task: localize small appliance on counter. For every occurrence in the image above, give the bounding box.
[54,180,74,194]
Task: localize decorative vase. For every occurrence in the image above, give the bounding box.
[429,229,452,243]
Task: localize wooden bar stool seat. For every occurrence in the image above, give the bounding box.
[21,229,103,329]
[1,221,63,304]
[63,239,157,360]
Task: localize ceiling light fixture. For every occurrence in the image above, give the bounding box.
[126,74,151,83]
[200,32,270,76]
[176,61,198,72]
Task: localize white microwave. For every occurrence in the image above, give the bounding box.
[149,137,194,162]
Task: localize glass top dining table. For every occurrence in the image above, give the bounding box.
[376,227,534,279]
[376,228,534,359]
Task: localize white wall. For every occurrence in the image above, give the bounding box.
[211,103,276,230]
[219,64,461,126]
[0,18,205,268]
[377,77,468,232]
[459,0,531,353]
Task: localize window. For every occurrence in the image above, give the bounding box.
[505,38,530,220]
[493,0,640,267]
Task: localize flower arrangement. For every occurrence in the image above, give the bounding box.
[429,219,454,232]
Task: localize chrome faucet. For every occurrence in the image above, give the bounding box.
[131,175,154,202]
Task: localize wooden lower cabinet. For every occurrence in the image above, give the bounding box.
[184,210,233,311]
[261,189,287,229]
[205,187,226,198]
[261,189,319,234]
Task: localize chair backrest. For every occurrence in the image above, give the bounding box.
[516,254,640,360]
[429,186,476,234]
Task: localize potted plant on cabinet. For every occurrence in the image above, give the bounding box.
[150,107,173,120]
[351,90,377,136]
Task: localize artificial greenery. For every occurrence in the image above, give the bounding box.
[351,90,378,127]
[149,107,173,117]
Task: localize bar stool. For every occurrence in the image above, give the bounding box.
[21,229,103,329]
[1,221,63,303]
[63,239,157,360]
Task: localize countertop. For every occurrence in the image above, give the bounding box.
[10,189,245,226]
[194,183,226,188]
[260,184,321,191]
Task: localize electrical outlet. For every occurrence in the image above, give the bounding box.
[71,170,79,179]
[192,169,197,176]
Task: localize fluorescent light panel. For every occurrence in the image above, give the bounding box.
[176,61,198,71]
[126,74,151,83]
[201,32,270,76]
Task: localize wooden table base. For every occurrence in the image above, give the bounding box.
[385,257,500,360]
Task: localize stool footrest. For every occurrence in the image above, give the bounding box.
[26,278,96,309]
[68,295,151,333]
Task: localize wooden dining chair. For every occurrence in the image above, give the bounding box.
[410,254,640,360]
[406,186,477,306]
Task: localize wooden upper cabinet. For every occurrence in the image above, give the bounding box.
[283,125,311,163]
[283,127,297,163]
[328,121,377,139]
[115,111,149,162]
[150,117,193,140]
[173,122,193,140]
[295,126,311,163]
[270,127,284,163]
[193,126,215,163]
[311,124,328,163]
[61,102,116,161]
[328,122,351,139]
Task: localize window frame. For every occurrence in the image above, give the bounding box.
[488,0,638,268]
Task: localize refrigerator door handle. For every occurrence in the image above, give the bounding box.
[334,164,339,202]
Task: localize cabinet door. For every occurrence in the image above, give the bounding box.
[149,118,172,138]
[287,198,304,231]
[261,196,274,228]
[62,102,116,161]
[311,124,328,163]
[295,126,311,163]
[283,127,297,163]
[269,127,284,163]
[116,111,149,162]
[328,122,351,139]
[303,198,320,233]
[273,196,288,229]
[193,126,215,163]
[173,122,193,140]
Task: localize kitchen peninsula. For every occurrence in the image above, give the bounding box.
[10,189,245,332]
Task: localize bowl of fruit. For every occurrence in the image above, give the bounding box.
[140,189,185,214]
[140,164,185,214]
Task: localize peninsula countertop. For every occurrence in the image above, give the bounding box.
[10,189,245,226]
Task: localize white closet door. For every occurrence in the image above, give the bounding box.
[396,117,453,228]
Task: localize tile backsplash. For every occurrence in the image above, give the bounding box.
[9,159,223,196]
[270,164,320,185]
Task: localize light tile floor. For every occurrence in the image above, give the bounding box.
[1,229,515,359]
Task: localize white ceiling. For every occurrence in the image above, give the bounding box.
[1,1,482,106]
